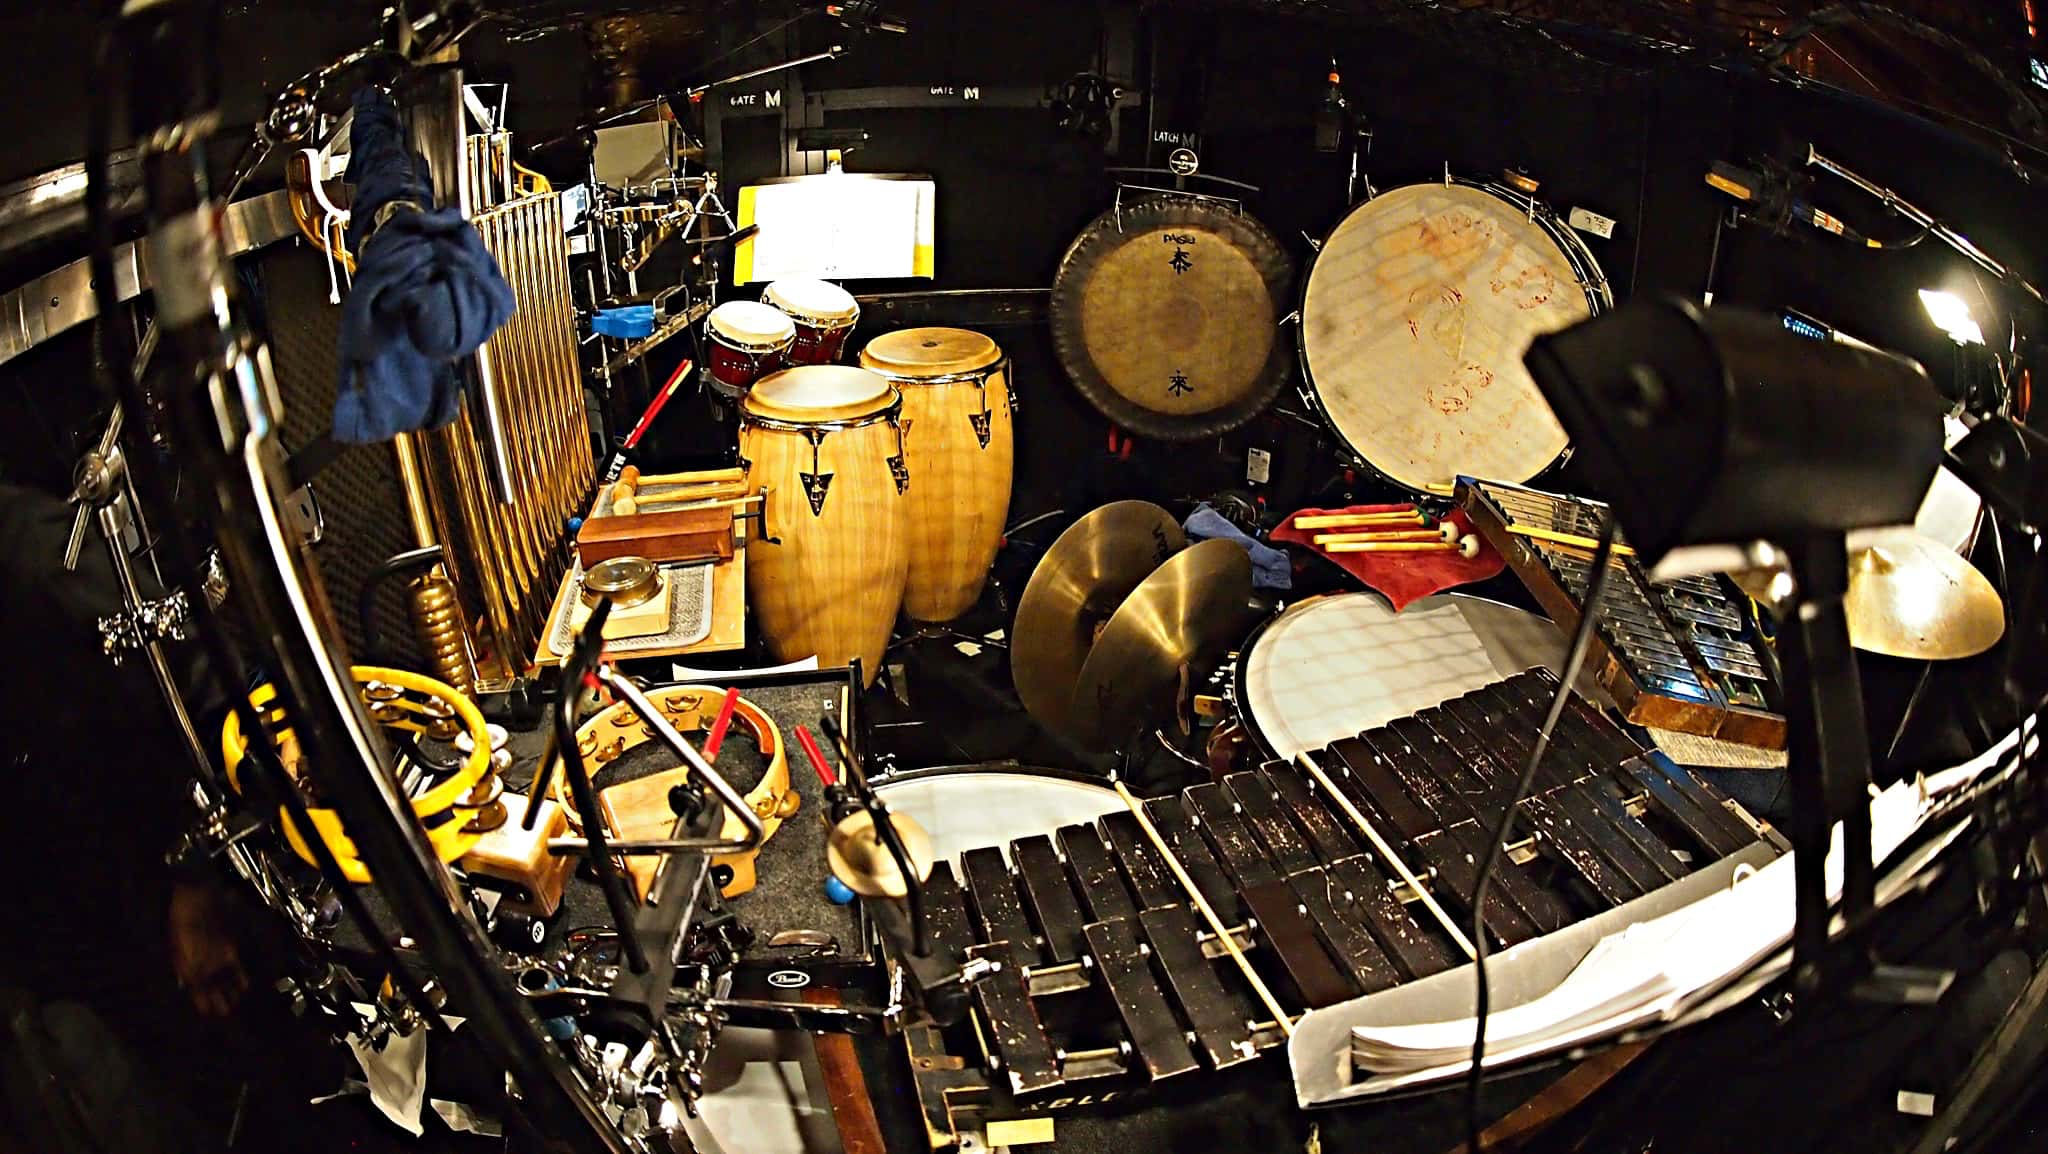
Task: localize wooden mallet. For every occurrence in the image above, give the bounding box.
[1325,535,1483,557]
[1313,523,1462,546]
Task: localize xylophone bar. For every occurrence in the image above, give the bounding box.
[914,669,1782,1109]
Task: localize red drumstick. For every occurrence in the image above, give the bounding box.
[702,686,741,759]
[623,358,694,450]
[794,724,837,787]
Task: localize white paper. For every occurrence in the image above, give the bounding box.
[431,1098,504,1137]
[345,1026,428,1137]
[738,177,934,283]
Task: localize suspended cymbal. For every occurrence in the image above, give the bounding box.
[1845,533,2005,660]
[1068,539,1257,751]
[1011,502,1186,738]
[826,809,935,899]
[1734,532,2004,661]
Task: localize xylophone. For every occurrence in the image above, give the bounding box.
[1458,478,1787,748]
[904,668,1784,1120]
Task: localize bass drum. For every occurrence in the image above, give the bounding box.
[868,765,1121,867]
[1232,591,1586,761]
[1298,179,1610,496]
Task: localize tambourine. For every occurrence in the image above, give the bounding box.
[557,684,795,899]
[222,666,493,884]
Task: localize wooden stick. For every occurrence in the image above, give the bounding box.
[1294,753,1477,960]
[1505,524,1637,557]
[622,465,746,488]
[1326,537,1481,557]
[1114,781,1294,1037]
[1293,511,1425,530]
[1314,525,1458,545]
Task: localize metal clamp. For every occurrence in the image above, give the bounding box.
[97,589,194,662]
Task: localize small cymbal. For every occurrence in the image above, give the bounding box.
[1069,539,1257,751]
[1845,534,2005,660]
[1011,502,1186,738]
[826,809,935,899]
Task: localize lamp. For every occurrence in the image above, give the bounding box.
[1525,296,1947,1002]
[1919,289,1985,346]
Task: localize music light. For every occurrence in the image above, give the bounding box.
[1920,289,1985,346]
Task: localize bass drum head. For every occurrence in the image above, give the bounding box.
[1051,196,1294,440]
[1236,591,1573,760]
[1300,182,1602,494]
[870,767,1121,866]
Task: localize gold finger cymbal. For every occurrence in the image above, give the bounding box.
[826,809,936,899]
[1845,533,2005,660]
[1011,502,1186,738]
[1068,538,1257,751]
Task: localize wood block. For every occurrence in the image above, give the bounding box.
[578,507,734,565]
[459,795,575,917]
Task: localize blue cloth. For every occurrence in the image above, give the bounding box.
[591,305,656,339]
[1185,503,1291,591]
[334,87,516,444]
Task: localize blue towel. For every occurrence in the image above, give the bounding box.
[334,87,516,444]
[1185,503,1291,591]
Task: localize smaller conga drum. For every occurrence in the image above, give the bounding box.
[763,278,861,365]
[740,366,910,685]
[859,328,1013,622]
[706,301,796,400]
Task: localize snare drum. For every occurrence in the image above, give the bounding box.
[1298,178,1610,496]
[707,300,797,399]
[764,278,861,365]
[869,765,1121,867]
[1232,591,1578,760]
[741,365,910,685]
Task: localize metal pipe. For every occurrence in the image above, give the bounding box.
[1806,145,2045,307]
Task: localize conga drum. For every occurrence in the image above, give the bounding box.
[706,301,796,400]
[764,278,861,365]
[859,328,1013,622]
[740,365,910,684]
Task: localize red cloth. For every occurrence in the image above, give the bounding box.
[1272,504,1504,611]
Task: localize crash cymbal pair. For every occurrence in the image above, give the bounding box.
[1735,531,2005,661]
[1010,502,1258,751]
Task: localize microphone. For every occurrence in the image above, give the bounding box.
[1706,159,1861,242]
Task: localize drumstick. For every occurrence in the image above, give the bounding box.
[1325,537,1482,557]
[1293,510,1427,530]
[1314,525,1460,545]
[703,687,741,760]
[1114,780,1294,1037]
[1293,753,1478,960]
[615,486,751,517]
[1505,523,1638,557]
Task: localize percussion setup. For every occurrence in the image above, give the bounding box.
[58,8,2040,1150]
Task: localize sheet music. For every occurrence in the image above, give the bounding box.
[735,177,936,283]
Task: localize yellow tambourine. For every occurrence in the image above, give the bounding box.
[222,666,492,884]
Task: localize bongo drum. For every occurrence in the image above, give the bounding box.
[764,278,862,365]
[860,328,1014,621]
[706,301,796,399]
[740,365,910,684]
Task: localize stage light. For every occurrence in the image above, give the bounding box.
[1919,289,1985,346]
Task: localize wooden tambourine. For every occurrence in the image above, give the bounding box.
[221,666,494,884]
[558,685,795,900]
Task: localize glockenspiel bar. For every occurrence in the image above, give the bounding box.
[1098,810,1183,912]
[1142,796,1244,921]
[1183,784,1281,891]
[1136,905,1265,1070]
[1257,761,1365,867]
[961,847,1042,962]
[967,941,1063,1095]
[1289,867,1401,994]
[1240,880,1360,1010]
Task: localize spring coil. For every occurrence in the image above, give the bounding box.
[409,573,477,698]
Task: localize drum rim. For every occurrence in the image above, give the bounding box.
[763,278,861,320]
[861,327,1003,374]
[1050,194,1296,441]
[868,762,1116,795]
[743,367,902,426]
[861,354,1012,389]
[710,300,799,348]
[1227,589,1554,762]
[1293,177,1613,497]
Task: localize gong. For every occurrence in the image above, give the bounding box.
[1050,196,1294,440]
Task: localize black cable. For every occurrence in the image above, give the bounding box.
[554,599,649,974]
[84,5,443,1032]
[1466,516,1617,1154]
